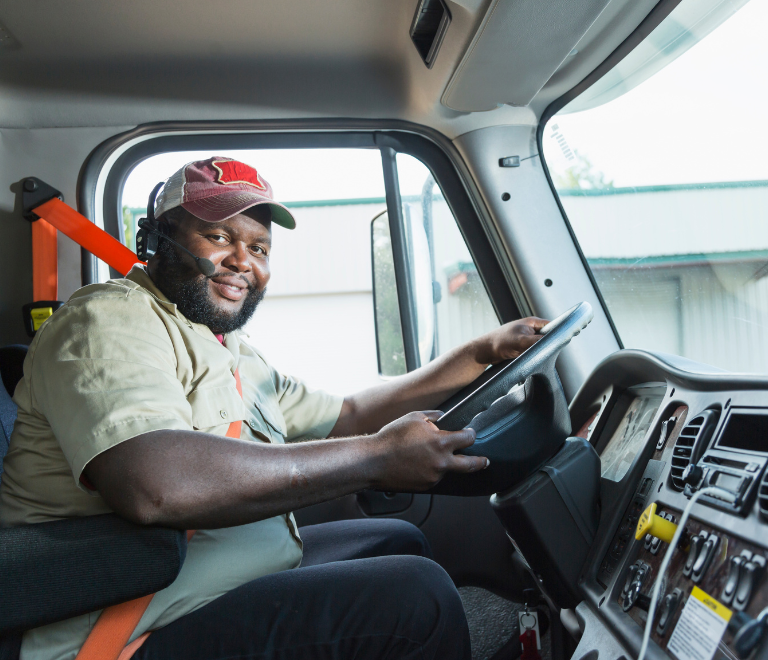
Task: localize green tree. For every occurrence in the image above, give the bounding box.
[122,206,136,251]
[553,150,615,190]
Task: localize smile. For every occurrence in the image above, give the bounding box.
[210,278,247,301]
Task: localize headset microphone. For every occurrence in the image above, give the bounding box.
[136,182,216,277]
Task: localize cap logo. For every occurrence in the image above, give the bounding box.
[212,160,267,191]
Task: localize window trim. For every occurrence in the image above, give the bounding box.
[78,120,525,336]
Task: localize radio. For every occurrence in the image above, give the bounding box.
[682,408,768,515]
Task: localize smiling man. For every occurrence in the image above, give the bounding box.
[0,157,546,660]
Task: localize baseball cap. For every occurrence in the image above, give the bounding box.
[154,156,296,229]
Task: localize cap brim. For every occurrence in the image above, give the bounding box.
[182,190,296,229]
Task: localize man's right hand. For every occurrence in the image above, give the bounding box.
[367,411,488,492]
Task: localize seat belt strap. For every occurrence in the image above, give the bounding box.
[75,369,243,660]
[22,180,144,335]
[32,218,58,301]
[32,198,143,278]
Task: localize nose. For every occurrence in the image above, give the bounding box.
[220,241,252,273]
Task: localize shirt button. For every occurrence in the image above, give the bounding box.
[220,410,228,419]
[249,420,258,430]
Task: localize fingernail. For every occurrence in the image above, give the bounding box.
[484,459,491,469]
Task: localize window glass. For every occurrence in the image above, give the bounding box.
[122,149,387,395]
[371,211,407,377]
[542,0,768,373]
[395,154,500,360]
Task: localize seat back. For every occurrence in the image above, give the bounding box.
[0,384,16,486]
[0,344,26,486]
[0,347,27,655]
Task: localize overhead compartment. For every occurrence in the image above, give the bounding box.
[441,0,612,111]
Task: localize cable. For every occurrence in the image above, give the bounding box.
[636,486,737,660]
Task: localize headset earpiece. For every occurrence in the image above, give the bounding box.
[136,181,165,261]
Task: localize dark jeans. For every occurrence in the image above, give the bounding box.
[133,518,471,660]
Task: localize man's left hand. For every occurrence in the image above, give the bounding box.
[473,317,550,366]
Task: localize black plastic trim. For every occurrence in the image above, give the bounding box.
[535,0,688,350]
[78,119,524,325]
[381,146,420,371]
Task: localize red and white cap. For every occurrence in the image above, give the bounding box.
[154,156,296,229]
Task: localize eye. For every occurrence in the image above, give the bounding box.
[251,245,269,257]
[207,234,228,244]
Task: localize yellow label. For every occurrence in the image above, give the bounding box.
[30,307,53,331]
[691,586,732,622]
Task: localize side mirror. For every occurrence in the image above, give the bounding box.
[371,209,435,375]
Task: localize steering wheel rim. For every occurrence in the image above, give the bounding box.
[436,302,594,433]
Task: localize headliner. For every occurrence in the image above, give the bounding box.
[0,0,658,135]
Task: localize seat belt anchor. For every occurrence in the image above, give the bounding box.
[22,177,63,222]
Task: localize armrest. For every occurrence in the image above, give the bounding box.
[0,514,187,635]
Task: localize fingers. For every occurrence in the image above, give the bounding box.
[420,410,444,423]
[447,454,490,473]
[440,427,477,451]
[527,316,550,332]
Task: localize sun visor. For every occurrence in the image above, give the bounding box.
[441,0,612,111]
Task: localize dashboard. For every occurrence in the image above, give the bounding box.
[564,349,768,660]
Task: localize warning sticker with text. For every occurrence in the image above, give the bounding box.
[667,586,732,660]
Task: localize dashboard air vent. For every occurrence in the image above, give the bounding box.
[758,471,768,520]
[669,410,719,491]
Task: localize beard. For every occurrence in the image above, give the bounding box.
[152,238,265,334]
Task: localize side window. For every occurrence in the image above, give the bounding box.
[123,149,387,395]
[121,147,500,394]
[371,154,500,375]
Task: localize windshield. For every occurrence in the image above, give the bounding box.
[542,0,768,373]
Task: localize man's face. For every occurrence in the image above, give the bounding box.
[148,208,272,334]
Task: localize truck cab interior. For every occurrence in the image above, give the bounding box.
[2,0,768,658]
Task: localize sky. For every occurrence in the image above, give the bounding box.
[542,0,768,187]
[123,0,768,207]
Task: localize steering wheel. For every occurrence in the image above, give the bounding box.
[429,302,594,496]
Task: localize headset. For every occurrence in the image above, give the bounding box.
[136,182,216,277]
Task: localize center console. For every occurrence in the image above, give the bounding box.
[540,351,768,660]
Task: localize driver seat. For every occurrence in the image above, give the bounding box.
[0,345,188,660]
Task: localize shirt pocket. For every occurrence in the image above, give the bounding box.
[253,395,287,441]
[187,385,248,434]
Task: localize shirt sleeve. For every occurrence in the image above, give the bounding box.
[271,369,343,442]
[29,289,194,488]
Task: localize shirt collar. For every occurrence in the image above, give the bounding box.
[124,266,241,363]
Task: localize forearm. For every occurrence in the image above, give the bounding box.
[86,430,378,529]
[333,338,488,436]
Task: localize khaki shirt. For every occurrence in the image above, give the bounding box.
[0,266,343,660]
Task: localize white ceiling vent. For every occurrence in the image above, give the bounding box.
[442,0,611,111]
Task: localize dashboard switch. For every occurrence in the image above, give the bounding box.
[656,588,683,636]
[734,554,766,612]
[622,563,639,596]
[722,555,747,605]
[636,503,677,543]
[692,534,719,583]
[683,532,707,577]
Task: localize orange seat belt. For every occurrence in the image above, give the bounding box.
[32,197,144,278]
[32,218,59,301]
[76,370,243,660]
[25,185,145,335]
